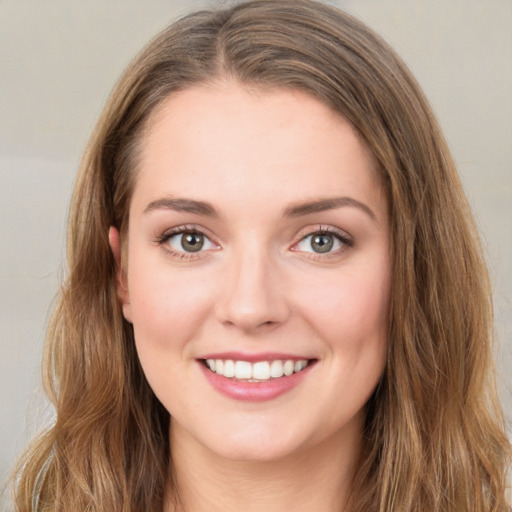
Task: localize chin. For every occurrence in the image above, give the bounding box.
[210,439,303,464]
[174,416,310,464]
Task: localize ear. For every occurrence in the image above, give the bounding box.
[108,226,133,323]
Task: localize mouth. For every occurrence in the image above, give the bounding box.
[198,354,317,401]
[201,358,315,382]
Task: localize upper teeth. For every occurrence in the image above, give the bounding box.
[205,359,309,380]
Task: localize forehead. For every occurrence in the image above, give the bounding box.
[131,81,384,216]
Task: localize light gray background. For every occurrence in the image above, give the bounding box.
[1,0,511,502]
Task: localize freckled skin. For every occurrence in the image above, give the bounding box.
[113,82,391,467]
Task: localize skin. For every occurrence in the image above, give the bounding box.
[110,81,391,511]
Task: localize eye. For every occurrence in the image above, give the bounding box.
[293,228,352,255]
[162,229,217,254]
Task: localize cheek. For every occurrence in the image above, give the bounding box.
[294,262,391,349]
[126,258,216,354]
[125,260,219,408]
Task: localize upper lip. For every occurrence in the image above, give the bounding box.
[198,351,315,363]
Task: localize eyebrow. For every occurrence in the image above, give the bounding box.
[143,197,218,217]
[283,196,377,222]
[143,195,377,222]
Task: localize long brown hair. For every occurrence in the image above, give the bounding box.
[12,1,510,510]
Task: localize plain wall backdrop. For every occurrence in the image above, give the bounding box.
[1,0,511,503]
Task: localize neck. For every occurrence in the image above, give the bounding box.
[164,417,362,512]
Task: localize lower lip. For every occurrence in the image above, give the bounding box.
[199,361,314,402]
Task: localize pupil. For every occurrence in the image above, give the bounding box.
[312,234,333,253]
[182,233,204,252]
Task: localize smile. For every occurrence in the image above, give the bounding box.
[204,359,310,381]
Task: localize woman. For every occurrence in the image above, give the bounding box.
[12,0,510,510]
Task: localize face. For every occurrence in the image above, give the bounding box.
[113,82,391,463]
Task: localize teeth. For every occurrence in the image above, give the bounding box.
[223,359,235,378]
[235,361,252,379]
[270,360,284,378]
[283,360,294,376]
[252,361,270,380]
[204,358,310,381]
[294,360,306,372]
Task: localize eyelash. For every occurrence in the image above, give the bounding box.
[156,225,217,260]
[291,226,353,261]
[156,224,353,261]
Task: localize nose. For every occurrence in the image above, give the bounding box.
[215,246,290,333]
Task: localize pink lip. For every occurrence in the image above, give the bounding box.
[198,357,315,402]
[199,351,312,363]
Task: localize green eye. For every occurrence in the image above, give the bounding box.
[295,230,348,255]
[166,231,215,253]
[180,232,204,252]
[310,233,334,253]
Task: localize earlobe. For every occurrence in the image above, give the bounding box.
[108,226,133,323]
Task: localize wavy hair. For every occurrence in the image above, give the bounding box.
[12,1,510,510]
